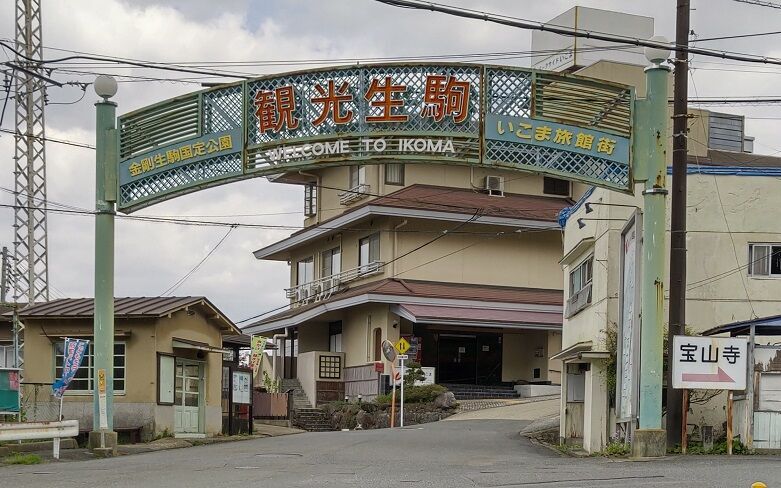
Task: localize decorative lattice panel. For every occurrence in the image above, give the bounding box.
[484,139,629,189]
[485,68,532,118]
[116,63,636,213]
[203,85,243,133]
[119,153,242,207]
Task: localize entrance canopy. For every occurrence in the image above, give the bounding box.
[115,63,635,213]
[392,304,561,330]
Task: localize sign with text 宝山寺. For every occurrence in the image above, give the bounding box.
[116,63,634,213]
[672,336,748,390]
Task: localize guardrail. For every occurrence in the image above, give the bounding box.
[0,420,79,460]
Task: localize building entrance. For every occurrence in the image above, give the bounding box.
[434,332,503,385]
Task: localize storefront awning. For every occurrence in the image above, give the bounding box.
[172,337,231,354]
[393,304,562,330]
[551,341,610,362]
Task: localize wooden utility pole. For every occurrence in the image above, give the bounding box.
[667,0,690,448]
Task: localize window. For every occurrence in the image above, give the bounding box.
[748,244,781,277]
[321,247,341,278]
[329,322,343,353]
[544,177,571,196]
[0,344,13,368]
[349,165,366,189]
[304,183,317,217]
[54,341,126,394]
[385,164,404,185]
[359,233,380,268]
[296,257,314,285]
[569,257,593,295]
[373,328,383,362]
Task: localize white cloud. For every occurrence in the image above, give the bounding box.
[0,0,779,323]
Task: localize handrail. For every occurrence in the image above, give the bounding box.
[285,261,385,303]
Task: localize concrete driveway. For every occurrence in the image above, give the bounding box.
[3,404,779,487]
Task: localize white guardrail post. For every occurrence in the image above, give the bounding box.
[0,420,79,460]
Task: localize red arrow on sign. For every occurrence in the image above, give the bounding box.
[681,367,734,383]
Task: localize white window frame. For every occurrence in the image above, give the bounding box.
[569,256,593,295]
[384,163,404,186]
[359,233,380,269]
[296,256,314,285]
[304,183,317,217]
[748,243,781,278]
[321,247,341,278]
[349,165,366,189]
[54,341,126,395]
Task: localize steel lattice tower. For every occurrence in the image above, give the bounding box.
[13,0,49,306]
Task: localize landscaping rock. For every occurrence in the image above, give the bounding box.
[434,392,457,409]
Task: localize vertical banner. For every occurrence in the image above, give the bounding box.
[52,338,90,398]
[616,211,642,422]
[250,336,267,380]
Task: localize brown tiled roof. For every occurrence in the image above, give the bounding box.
[364,184,573,221]
[286,184,571,239]
[13,297,240,335]
[249,279,563,327]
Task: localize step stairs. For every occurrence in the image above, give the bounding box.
[280,378,313,410]
[293,407,333,432]
[440,383,520,400]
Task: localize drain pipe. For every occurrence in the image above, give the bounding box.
[392,219,408,275]
[272,327,290,382]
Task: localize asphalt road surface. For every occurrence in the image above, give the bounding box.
[3,417,779,487]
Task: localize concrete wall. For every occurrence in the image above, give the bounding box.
[298,322,329,354]
[341,303,398,369]
[502,331,551,383]
[20,309,228,439]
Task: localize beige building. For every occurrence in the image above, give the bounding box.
[556,121,781,452]
[17,297,240,441]
[244,163,579,403]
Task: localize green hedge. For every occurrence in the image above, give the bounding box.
[375,384,448,405]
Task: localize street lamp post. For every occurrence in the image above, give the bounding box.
[633,37,671,459]
[88,75,118,456]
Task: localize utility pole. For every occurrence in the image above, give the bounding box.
[634,38,671,459]
[89,75,118,456]
[667,0,690,449]
[13,0,50,305]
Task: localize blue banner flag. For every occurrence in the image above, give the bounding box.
[52,338,89,399]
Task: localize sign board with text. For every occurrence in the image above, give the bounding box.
[672,336,748,390]
[116,63,634,213]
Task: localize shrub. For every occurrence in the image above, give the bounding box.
[375,384,447,405]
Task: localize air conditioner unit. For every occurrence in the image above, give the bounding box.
[484,175,504,196]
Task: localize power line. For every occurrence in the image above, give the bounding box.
[373,0,781,67]
[160,225,236,296]
[0,127,95,149]
[733,0,781,9]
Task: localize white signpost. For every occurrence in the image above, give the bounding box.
[672,335,748,455]
[672,336,747,391]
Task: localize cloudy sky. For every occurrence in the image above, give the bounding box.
[0,0,779,326]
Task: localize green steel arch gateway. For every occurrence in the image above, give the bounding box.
[115,63,634,213]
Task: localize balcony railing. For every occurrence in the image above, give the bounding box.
[338,183,371,205]
[285,261,385,304]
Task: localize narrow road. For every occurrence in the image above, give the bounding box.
[3,401,777,487]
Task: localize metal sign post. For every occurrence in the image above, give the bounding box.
[398,354,408,428]
[381,340,398,428]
